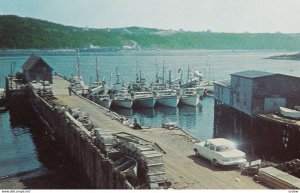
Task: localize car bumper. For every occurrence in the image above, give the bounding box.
[219,158,247,166]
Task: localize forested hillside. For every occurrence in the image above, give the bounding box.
[1,15,300,50]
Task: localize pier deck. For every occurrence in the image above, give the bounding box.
[51,76,265,189]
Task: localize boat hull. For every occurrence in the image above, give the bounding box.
[99,99,112,109]
[279,107,300,119]
[112,99,133,109]
[157,96,179,108]
[134,97,156,108]
[180,95,200,106]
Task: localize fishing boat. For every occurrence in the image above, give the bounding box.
[111,87,133,109]
[180,87,200,106]
[133,91,156,108]
[89,57,105,95]
[110,64,133,109]
[70,76,89,95]
[91,94,112,109]
[70,49,89,95]
[153,88,180,108]
[150,68,179,108]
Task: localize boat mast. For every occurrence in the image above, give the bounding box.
[139,63,142,84]
[136,59,139,82]
[187,64,190,86]
[77,48,80,80]
[162,60,165,84]
[208,55,211,82]
[168,70,171,89]
[155,59,159,83]
[116,58,120,84]
[96,56,100,82]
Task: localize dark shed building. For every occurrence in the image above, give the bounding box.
[22,55,53,83]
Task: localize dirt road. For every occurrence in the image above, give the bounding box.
[52,76,266,189]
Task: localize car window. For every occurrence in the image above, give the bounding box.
[216,145,235,152]
[210,144,215,151]
[204,141,210,148]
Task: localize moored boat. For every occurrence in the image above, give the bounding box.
[154,89,180,108]
[91,94,112,109]
[70,75,89,95]
[111,87,133,109]
[180,87,200,106]
[133,91,156,108]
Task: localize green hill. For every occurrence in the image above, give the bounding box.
[1,15,300,50]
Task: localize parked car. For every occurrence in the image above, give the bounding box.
[194,138,247,166]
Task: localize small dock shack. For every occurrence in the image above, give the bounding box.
[214,70,300,160]
[22,54,53,84]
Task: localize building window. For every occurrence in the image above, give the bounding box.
[236,92,240,103]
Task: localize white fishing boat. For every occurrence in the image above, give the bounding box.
[91,94,112,109]
[153,89,180,108]
[133,91,156,108]
[89,57,105,95]
[70,49,89,95]
[180,87,200,106]
[111,87,133,109]
[89,81,104,95]
[279,107,300,119]
[70,75,89,95]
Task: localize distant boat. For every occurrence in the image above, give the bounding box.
[110,63,133,109]
[279,107,300,119]
[181,69,213,97]
[70,75,89,95]
[180,87,200,106]
[89,57,105,95]
[150,63,179,108]
[71,49,89,95]
[133,91,156,108]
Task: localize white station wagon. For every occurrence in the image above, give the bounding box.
[194,138,247,166]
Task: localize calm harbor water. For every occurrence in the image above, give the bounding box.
[0,49,300,184]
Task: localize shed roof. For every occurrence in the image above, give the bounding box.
[214,80,231,88]
[22,55,53,71]
[231,70,273,79]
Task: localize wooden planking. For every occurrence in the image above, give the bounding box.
[259,167,300,189]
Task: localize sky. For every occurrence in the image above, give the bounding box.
[1,0,300,33]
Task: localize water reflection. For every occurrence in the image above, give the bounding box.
[178,105,201,130]
[110,106,133,116]
[133,107,156,118]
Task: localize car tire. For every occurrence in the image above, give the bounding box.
[211,159,218,167]
[194,148,199,156]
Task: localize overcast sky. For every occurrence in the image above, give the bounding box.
[1,0,300,33]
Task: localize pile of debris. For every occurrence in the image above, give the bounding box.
[276,159,300,178]
[162,121,178,130]
[69,108,94,131]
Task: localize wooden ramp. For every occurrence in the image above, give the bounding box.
[259,167,300,189]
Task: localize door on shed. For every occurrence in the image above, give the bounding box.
[264,97,286,113]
